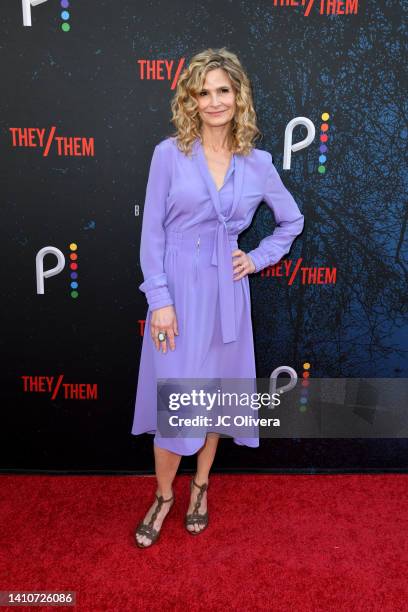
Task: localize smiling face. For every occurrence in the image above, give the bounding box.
[195,67,236,130]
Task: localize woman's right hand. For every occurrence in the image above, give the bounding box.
[150,305,179,353]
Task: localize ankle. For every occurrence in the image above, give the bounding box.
[194,474,209,487]
[156,487,173,499]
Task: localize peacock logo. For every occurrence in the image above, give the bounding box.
[21,0,48,27]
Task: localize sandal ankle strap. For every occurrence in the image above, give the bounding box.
[155,493,174,504]
[192,478,208,492]
[146,493,174,528]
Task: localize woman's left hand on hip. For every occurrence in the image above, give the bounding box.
[232,249,256,280]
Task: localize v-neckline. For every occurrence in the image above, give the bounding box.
[200,141,235,192]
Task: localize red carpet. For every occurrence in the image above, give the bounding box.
[0,474,407,611]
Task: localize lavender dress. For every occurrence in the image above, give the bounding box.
[131,136,304,456]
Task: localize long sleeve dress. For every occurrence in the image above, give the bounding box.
[131,135,304,456]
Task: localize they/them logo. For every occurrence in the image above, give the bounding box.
[9,127,95,157]
[137,58,185,90]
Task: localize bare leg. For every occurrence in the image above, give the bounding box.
[136,443,182,547]
[186,433,220,533]
[154,443,181,497]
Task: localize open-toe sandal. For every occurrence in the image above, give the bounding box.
[135,492,174,548]
[185,477,209,535]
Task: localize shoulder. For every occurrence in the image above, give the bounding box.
[155,136,178,155]
[248,146,273,164]
[244,147,273,181]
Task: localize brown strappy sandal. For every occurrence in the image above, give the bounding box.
[135,492,174,548]
[185,477,209,535]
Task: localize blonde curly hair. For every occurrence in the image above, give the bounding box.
[168,47,261,157]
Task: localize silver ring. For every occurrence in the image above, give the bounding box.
[157,331,167,342]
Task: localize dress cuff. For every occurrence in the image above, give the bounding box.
[247,249,269,274]
[139,273,174,311]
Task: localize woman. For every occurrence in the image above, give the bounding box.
[132,47,304,547]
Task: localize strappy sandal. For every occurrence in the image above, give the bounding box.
[185,477,209,535]
[135,492,174,548]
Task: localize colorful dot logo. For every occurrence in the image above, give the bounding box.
[299,362,311,412]
[318,112,330,174]
[69,243,79,298]
[61,1,70,32]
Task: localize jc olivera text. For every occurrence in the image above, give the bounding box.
[167,415,280,428]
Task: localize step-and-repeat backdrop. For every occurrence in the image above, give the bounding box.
[1,1,406,472]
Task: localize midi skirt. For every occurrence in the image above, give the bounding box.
[131,223,260,455]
